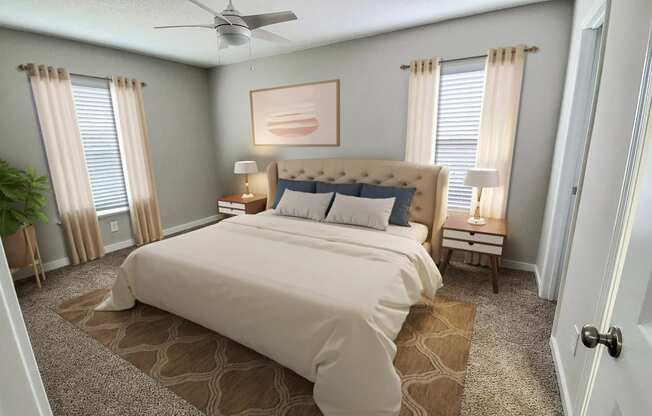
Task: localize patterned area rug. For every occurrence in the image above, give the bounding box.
[57,289,475,416]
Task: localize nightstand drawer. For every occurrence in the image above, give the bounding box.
[218,207,246,215]
[218,201,246,210]
[442,238,503,256]
[443,229,504,245]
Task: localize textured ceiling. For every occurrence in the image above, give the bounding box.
[0,0,550,67]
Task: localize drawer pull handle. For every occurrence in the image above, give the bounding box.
[468,242,475,246]
[470,232,475,236]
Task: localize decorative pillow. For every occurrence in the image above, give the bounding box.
[274,189,334,221]
[273,179,316,208]
[315,181,362,197]
[360,183,416,226]
[324,194,395,231]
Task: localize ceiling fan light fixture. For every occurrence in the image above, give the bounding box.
[218,24,251,45]
[221,32,250,46]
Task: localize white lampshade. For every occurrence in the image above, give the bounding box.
[234,161,258,175]
[464,168,499,188]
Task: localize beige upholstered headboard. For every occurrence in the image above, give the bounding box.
[266,159,449,261]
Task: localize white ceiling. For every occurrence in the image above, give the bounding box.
[0,0,549,68]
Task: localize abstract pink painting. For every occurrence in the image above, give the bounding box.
[250,80,340,146]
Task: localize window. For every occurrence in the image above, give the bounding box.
[71,77,129,216]
[434,65,486,210]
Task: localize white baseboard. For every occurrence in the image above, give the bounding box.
[104,238,135,253]
[500,260,548,300]
[550,336,573,416]
[163,215,219,236]
[12,215,219,281]
[501,259,536,272]
[534,264,543,297]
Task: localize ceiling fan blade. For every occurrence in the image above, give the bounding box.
[153,24,215,29]
[186,0,233,25]
[241,11,297,30]
[252,28,291,44]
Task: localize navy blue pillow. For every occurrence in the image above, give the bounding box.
[315,181,362,197]
[360,183,416,226]
[273,179,316,208]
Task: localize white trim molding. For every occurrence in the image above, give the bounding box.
[550,335,574,416]
[582,0,608,30]
[0,241,53,416]
[163,215,219,236]
[12,215,220,280]
[501,259,536,272]
[103,238,136,254]
[501,259,543,296]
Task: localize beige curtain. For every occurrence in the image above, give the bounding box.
[467,46,526,265]
[405,58,441,164]
[110,77,163,245]
[28,64,104,264]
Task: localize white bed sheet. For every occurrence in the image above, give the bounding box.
[97,213,442,416]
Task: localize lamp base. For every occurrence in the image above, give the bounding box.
[241,193,254,199]
[467,217,487,225]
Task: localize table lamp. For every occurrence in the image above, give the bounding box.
[464,168,499,225]
[234,161,258,199]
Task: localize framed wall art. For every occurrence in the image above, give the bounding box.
[250,79,340,146]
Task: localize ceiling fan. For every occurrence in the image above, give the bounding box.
[154,0,297,48]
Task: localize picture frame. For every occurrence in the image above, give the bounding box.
[250,79,340,146]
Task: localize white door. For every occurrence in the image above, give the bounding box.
[580,35,652,415]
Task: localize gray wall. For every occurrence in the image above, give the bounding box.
[0,28,218,264]
[209,0,573,264]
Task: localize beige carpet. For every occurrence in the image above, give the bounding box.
[16,248,562,415]
[56,288,475,416]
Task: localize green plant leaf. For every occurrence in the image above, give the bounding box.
[0,159,49,235]
[0,209,22,236]
[34,211,49,224]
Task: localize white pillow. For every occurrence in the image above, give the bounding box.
[274,189,334,221]
[324,194,396,230]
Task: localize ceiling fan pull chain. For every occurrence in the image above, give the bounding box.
[249,37,255,71]
[217,33,221,65]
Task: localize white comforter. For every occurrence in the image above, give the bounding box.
[97,213,442,416]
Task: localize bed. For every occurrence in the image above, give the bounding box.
[98,158,449,416]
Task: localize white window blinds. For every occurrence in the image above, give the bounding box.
[434,68,486,210]
[71,78,129,215]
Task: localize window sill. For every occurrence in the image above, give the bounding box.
[97,206,129,218]
[449,207,471,215]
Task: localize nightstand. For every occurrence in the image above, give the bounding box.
[439,215,507,293]
[218,194,267,216]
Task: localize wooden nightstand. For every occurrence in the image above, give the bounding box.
[439,215,507,293]
[218,194,267,216]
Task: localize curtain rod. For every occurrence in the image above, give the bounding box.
[17,64,147,86]
[399,46,539,70]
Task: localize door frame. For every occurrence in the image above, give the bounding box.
[540,0,610,301]
[551,0,610,332]
[549,12,608,301]
[0,240,53,416]
[578,22,652,415]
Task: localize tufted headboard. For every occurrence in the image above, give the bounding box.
[266,159,449,261]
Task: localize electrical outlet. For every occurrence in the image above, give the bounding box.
[572,324,581,356]
[110,221,119,233]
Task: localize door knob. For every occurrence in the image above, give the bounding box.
[581,325,623,358]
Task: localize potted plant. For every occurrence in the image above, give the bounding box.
[0,159,49,270]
